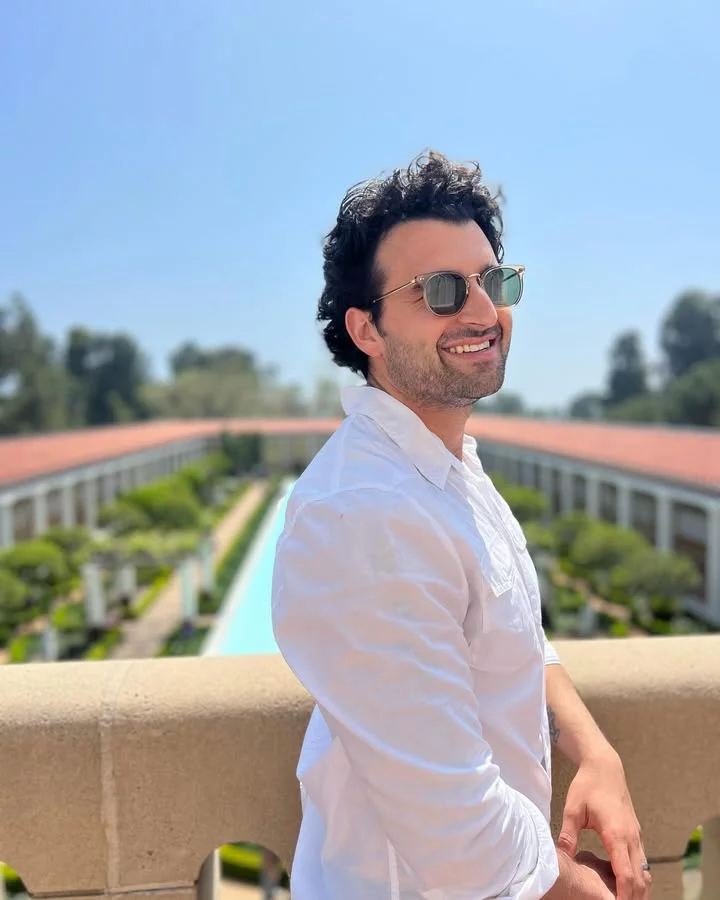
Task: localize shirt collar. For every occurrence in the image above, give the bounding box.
[341,385,480,489]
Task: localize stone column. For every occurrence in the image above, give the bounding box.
[61,481,75,528]
[586,474,600,519]
[616,479,631,528]
[655,490,672,552]
[85,477,98,530]
[102,469,116,506]
[200,539,215,595]
[706,503,720,623]
[43,622,59,662]
[0,497,14,548]
[33,487,49,536]
[197,851,220,900]
[561,469,574,515]
[82,562,106,629]
[180,560,198,623]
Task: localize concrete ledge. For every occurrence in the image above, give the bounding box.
[1,637,719,900]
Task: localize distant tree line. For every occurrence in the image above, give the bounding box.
[0,294,344,435]
[569,290,720,426]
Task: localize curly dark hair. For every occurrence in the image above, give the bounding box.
[317,151,505,378]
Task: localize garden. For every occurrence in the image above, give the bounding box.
[0,433,264,664]
[490,474,711,640]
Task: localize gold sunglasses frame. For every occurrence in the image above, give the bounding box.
[372,264,525,316]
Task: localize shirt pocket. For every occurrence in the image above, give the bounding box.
[469,535,539,673]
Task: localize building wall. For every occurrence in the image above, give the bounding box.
[0,436,215,549]
[478,440,720,627]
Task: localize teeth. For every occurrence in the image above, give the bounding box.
[448,341,491,354]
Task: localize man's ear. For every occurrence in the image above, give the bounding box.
[345,307,384,363]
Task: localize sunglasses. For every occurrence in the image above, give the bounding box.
[373,265,525,317]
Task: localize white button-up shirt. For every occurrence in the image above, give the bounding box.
[272,385,561,900]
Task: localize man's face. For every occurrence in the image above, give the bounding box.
[370,218,513,408]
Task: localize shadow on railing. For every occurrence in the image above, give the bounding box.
[0,638,719,900]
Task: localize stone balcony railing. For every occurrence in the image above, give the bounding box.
[1,637,719,900]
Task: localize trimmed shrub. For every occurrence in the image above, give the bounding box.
[569,522,648,574]
[610,548,701,616]
[98,499,152,536]
[53,601,87,632]
[84,627,122,660]
[498,485,548,523]
[0,568,30,630]
[43,525,91,557]
[552,512,593,558]
[0,540,70,603]
[122,481,202,531]
[609,620,631,638]
[8,632,43,663]
[523,522,555,553]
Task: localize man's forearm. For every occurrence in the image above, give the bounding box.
[545,664,618,767]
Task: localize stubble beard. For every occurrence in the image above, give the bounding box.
[382,332,508,409]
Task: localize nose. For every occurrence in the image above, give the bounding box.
[458,276,498,328]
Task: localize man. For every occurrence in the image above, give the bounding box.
[271,152,651,899]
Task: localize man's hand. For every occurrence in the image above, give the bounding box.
[558,750,651,900]
[543,849,616,899]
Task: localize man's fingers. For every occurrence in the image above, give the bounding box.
[558,801,585,856]
[605,835,643,900]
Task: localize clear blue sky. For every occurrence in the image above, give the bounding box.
[1,0,718,409]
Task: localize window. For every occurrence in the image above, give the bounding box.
[13,498,34,542]
[47,489,63,527]
[599,482,618,523]
[631,491,657,544]
[672,502,707,600]
[573,474,587,512]
[74,482,86,525]
[533,463,543,490]
[552,470,563,515]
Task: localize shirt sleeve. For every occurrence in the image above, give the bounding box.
[272,488,559,899]
[543,634,561,666]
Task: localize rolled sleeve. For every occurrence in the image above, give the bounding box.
[272,488,558,898]
[543,635,561,666]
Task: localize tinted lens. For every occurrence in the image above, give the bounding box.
[482,267,522,307]
[425,273,467,315]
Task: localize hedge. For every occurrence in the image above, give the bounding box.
[7,631,43,664]
[158,624,210,657]
[199,478,283,616]
[219,843,289,888]
[84,627,123,660]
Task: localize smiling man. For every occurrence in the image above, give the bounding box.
[271,152,651,900]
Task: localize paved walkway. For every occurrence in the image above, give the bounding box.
[221,881,289,899]
[111,482,266,660]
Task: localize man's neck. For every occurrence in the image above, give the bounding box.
[366,376,472,461]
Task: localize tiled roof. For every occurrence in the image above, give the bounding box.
[0,417,718,494]
[465,417,720,493]
[0,419,341,488]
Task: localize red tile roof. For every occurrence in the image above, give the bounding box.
[465,417,720,493]
[0,417,718,494]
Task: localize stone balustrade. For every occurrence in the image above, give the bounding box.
[1,636,719,900]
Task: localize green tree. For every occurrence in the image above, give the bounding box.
[65,328,149,426]
[568,391,605,420]
[552,512,593,558]
[664,357,720,426]
[0,540,70,607]
[0,568,30,638]
[0,295,70,434]
[498,485,548,523]
[604,392,665,423]
[145,342,309,418]
[610,548,700,620]
[569,521,649,573]
[606,331,648,406]
[660,290,720,379]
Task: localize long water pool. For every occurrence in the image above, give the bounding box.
[203,482,292,657]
